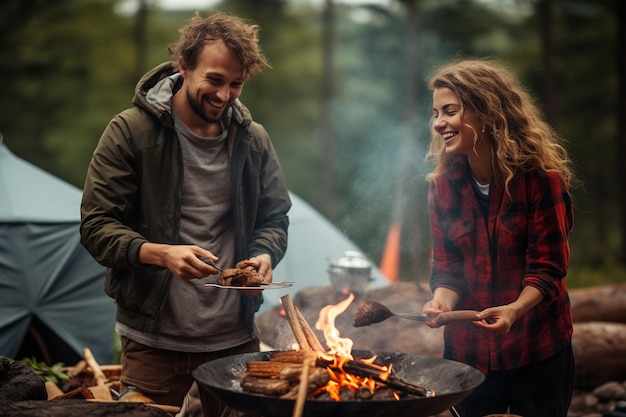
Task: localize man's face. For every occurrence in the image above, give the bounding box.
[179,40,245,124]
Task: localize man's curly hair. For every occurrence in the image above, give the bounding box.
[168,11,270,80]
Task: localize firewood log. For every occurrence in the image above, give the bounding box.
[240,375,292,396]
[572,321,626,388]
[280,368,331,400]
[569,283,626,323]
[0,401,171,417]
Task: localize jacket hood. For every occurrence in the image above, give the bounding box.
[131,61,251,128]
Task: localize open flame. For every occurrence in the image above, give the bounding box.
[311,293,399,401]
[315,292,355,359]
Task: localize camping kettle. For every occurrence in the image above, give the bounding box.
[327,251,373,294]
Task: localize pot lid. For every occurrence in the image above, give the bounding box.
[333,251,371,269]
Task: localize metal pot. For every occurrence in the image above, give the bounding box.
[192,350,485,417]
[327,251,373,294]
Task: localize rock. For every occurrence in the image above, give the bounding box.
[0,359,47,402]
[593,382,626,402]
[257,282,444,356]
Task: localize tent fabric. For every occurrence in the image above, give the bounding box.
[0,141,115,364]
[0,139,385,358]
[265,193,387,313]
[0,143,82,223]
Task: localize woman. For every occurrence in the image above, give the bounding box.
[422,59,576,417]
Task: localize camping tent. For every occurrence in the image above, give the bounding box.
[0,137,387,360]
[264,193,388,313]
[0,139,115,364]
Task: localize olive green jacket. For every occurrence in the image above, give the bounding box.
[80,62,291,335]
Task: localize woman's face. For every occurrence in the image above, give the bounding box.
[432,87,482,156]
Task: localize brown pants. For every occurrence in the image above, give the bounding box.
[120,337,260,417]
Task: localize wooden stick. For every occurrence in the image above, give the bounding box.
[319,358,427,397]
[83,347,112,400]
[281,295,311,351]
[295,307,326,352]
[292,358,310,417]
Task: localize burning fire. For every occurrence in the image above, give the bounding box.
[312,293,400,401]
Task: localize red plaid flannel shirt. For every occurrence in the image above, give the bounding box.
[428,155,573,373]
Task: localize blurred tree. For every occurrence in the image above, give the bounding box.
[549,0,620,272]
[618,0,626,265]
[321,0,337,219]
[0,0,139,186]
[1,0,623,285]
[538,0,557,125]
[0,0,92,177]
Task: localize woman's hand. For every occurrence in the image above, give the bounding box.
[474,285,545,334]
[473,305,518,334]
[422,287,460,328]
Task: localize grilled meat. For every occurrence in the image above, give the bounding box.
[220,264,265,287]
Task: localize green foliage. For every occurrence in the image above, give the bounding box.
[20,357,71,384]
[567,264,626,289]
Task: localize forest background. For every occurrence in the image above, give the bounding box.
[1,0,625,289]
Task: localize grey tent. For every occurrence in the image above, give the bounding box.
[0,136,385,361]
[0,139,115,364]
[265,193,388,313]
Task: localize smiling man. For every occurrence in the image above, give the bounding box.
[80,12,291,417]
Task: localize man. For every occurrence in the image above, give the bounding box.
[80,11,291,417]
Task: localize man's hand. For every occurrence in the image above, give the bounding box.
[235,254,273,296]
[138,242,221,280]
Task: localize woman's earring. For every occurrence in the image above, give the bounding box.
[481,127,485,133]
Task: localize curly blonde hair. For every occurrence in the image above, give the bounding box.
[168,11,270,80]
[425,59,575,194]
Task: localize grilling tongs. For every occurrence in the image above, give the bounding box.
[353,300,480,327]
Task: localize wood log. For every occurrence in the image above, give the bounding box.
[65,360,88,378]
[50,387,94,400]
[318,358,427,397]
[295,307,326,352]
[280,368,330,400]
[279,365,311,382]
[569,283,626,323]
[0,401,171,417]
[240,375,292,396]
[269,351,317,364]
[572,321,626,388]
[281,294,312,351]
[45,382,63,400]
[245,361,302,378]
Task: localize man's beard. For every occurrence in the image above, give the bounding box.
[187,89,226,124]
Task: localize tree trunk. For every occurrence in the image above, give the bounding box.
[538,0,557,126]
[617,0,626,265]
[321,0,335,220]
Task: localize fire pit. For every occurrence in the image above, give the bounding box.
[193,293,484,417]
[192,349,484,417]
